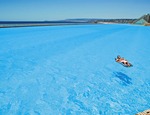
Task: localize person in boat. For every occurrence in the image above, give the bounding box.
[115,55,132,67]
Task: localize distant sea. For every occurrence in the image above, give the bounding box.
[0,21,89,28]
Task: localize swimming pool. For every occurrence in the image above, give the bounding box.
[0,24,150,114]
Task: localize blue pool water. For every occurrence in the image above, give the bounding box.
[0,24,150,114]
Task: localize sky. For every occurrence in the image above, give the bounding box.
[0,0,149,21]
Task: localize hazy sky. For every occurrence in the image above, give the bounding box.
[0,0,149,21]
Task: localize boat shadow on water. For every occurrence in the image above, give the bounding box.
[113,72,132,86]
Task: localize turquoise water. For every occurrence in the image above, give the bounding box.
[0,24,150,114]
